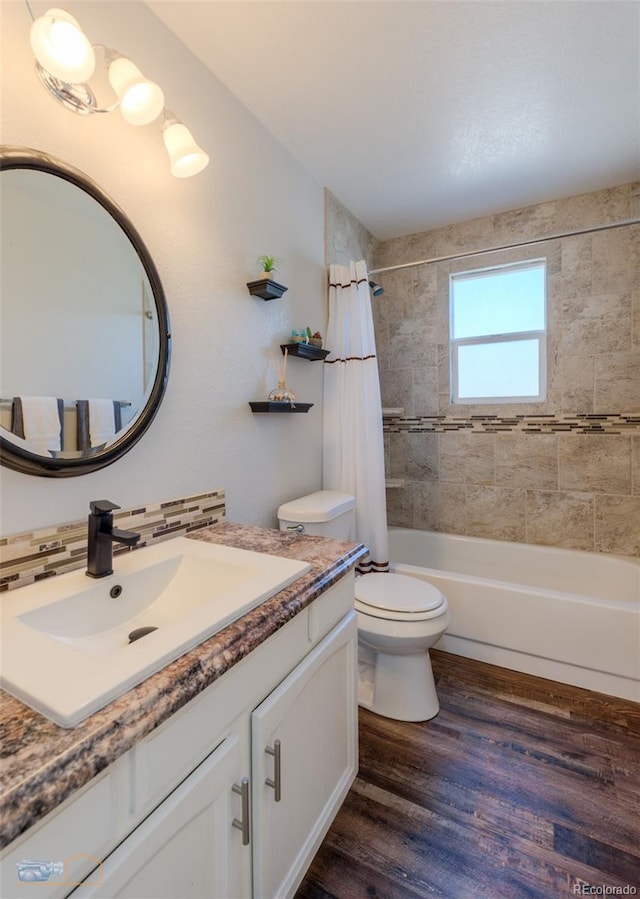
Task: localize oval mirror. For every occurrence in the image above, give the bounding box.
[0,147,171,477]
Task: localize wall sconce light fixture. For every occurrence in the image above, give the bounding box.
[26,4,209,177]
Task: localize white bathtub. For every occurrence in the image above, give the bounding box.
[388,528,640,702]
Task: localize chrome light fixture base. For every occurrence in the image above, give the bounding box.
[36,61,117,116]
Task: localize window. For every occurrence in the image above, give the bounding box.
[450,260,546,404]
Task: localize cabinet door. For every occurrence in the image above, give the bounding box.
[251,611,358,899]
[69,733,251,899]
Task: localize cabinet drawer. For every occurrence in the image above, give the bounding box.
[0,765,122,899]
[73,734,251,899]
[132,607,310,816]
[308,572,354,645]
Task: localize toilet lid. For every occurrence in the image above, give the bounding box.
[355,573,444,614]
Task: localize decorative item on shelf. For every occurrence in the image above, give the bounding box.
[256,255,284,280]
[280,327,327,359]
[307,329,323,349]
[249,347,313,412]
[268,347,296,406]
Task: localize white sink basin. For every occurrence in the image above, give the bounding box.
[0,537,311,727]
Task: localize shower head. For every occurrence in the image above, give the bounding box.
[369,280,384,297]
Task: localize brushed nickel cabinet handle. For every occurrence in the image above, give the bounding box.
[265,739,282,802]
[232,777,250,845]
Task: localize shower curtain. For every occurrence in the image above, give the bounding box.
[323,260,389,573]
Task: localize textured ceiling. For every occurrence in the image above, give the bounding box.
[147,1,640,240]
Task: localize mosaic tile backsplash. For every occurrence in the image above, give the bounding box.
[0,490,226,592]
[383,412,640,435]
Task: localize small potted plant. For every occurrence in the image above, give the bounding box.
[256,255,284,280]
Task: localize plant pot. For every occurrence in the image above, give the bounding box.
[308,338,323,348]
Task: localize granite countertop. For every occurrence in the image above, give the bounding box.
[0,522,365,849]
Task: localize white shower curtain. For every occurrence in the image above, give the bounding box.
[323,260,389,573]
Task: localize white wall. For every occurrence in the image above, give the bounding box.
[0,0,326,535]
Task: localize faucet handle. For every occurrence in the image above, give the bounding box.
[90,500,121,515]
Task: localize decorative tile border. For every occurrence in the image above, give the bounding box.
[382,413,640,435]
[0,490,226,592]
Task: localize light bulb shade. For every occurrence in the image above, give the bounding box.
[162,122,209,178]
[108,57,165,126]
[30,8,95,83]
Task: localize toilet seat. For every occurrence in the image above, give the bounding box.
[355,573,445,622]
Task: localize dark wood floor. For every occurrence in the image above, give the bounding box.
[297,650,640,899]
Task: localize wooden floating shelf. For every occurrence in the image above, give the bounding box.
[246,279,288,300]
[280,343,329,361]
[249,402,313,413]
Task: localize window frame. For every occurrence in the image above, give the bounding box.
[449,259,547,405]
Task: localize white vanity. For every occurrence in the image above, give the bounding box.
[0,525,364,899]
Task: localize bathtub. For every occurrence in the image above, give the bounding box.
[388,528,640,702]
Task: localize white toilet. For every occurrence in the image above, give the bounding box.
[277,490,450,722]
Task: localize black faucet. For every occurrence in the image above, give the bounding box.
[86,500,141,578]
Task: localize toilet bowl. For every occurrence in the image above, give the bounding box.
[355,572,450,721]
[277,490,450,722]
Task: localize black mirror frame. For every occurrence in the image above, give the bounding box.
[0,146,171,477]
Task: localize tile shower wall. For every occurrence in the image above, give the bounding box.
[373,183,640,556]
[0,490,225,591]
[325,189,379,270]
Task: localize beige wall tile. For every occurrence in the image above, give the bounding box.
[560,234,592,298]
[558,292,631,355]
[633,436,640,496]
[595,351,640,412]
[374,231,438,270]
[413,481,467,534]
[411,279,448,344]
[389,432,439,481]
[558,435,632,494]
[325,188,378,269]
[631,182,640,218]
[434,215,495,258]
[388,320,436,369]
[386,483,414,528]
[551,354,595,413]
[379,368,412,414]
[546,185,633,235]
[633,290,640,349]
[495,433,558,489]
[413,366,439,415]
[526,490,595,551]
[437,343,451,400]
[592,227,639,294]
[439,432,495,485]
[491,201,557,245]
[595,496,640,556]
[466,486,526,542]
[373,269,414,329]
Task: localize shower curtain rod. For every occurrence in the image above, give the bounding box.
[367,217,639,276]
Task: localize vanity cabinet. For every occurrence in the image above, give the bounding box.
[1,573,357,899]
[251,614,357,899]
[74,733,251,899]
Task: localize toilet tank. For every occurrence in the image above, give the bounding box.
[277,490,355,539]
